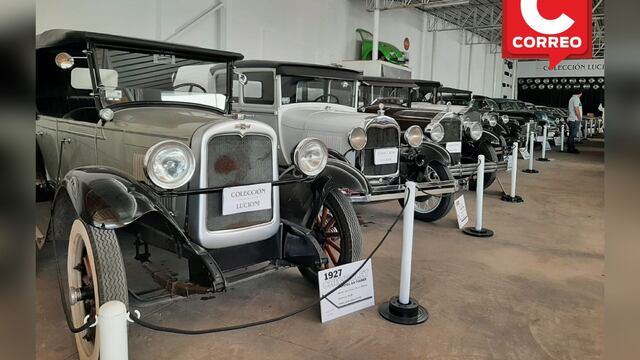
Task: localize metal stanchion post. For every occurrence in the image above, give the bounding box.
[538,125,550,161]
[523,132,539,174]
[99,301,129,360]
[501,142,524,203]
[560,124,565,152]
[463,155,494,237]
[379,181,428,325]
[524,122,531,152]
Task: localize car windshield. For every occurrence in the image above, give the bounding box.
[280,76,356,107]
[411,85,438,103]
[360,85,410,107]
[93,47,229,111]
[437,91,471,106]
[497,101,519,111]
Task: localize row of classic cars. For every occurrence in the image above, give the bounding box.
[34,30,560,358]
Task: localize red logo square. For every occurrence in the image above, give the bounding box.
[502,0,592,67]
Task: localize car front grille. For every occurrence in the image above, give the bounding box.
[205,134,273,231]
[362,125,400,176]
[439,118,462,144]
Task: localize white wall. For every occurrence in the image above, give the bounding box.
[36,0,504,97]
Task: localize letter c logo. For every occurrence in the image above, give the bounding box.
[521,0,575,35]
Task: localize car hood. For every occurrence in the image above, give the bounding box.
[280,103,389,157]
[112,105,228,146]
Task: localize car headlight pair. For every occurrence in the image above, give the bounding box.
[145,138,329,189]
[464,122,483,141]
[349,125,422,148]
[425,123,445,142]
[482,113,497,127]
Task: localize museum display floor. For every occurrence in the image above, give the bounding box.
[36,139,604,360]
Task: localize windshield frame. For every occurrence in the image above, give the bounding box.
[280,75,358,108]
[86,42,235,114]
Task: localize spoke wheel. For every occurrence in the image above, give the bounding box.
[415,166,442,214]
[67,220,128,360]
[299,189,362,284]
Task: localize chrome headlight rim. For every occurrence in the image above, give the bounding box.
[501,115,510,124]
[404,125,424,148]
[482,113,497,127]
[426,122,445,143]
[293,137,328,177]
[348,127,367,151]
[466,122,483,141]
[143,140,196,190]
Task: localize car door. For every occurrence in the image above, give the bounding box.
[56,116,98,176]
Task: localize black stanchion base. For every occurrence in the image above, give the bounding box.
[463,227,494,237]
[379,296,428,325]
[501,193,524,203]
[537,157,551,162]
[522,169,539,174]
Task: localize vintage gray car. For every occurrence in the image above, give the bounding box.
[220,61,460,222]
[36,30,363,359]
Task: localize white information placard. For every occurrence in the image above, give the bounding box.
[536,135,545,142]
[374,148,398,165]
[519,148,531,160]
[446,141,462,153]
[454,195,468,229]
[506,155,514,172]
[554,137,562,146]
[222,182,271,216]
[318,260,375,323]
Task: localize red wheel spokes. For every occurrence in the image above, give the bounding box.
[314,204,343,269]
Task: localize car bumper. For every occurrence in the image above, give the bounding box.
[448,160,509,178]
[348,178,461,203]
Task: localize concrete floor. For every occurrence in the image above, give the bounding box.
[36,139,604,360]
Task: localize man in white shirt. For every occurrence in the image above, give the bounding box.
[567,91,583,154]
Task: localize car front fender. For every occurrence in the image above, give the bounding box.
[55,166,164,229]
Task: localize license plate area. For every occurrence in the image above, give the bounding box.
[373,147,398,165]
[222,182,272,216]
[446,141,462,153]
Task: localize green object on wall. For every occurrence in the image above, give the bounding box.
[356,28,407,65]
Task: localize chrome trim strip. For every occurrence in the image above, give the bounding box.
[348,179,458,203]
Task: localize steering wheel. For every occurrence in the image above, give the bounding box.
[313,94,340,104]
[172,83,207,93]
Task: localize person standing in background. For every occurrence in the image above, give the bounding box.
[567,90,583,154]
[598,102,605,131]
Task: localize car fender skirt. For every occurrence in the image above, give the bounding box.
[55,166,162,229]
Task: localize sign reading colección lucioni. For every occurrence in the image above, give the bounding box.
[516,58,604,78]
[502,0,592,67]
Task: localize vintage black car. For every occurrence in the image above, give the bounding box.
[473,96,537,148]
[36,30,363,358]
[360,77,508,190]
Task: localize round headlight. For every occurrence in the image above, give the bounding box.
[482,113,497,127]
[348,127,367,151]
[144,140,195,189]
[426,123,445,143]
[501,115,510,124]
[404,125,424,148]
[467,122,483,141]
[293,138,328,177]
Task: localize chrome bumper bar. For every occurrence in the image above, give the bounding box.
[349,179,460,203]
[448,160,509,178]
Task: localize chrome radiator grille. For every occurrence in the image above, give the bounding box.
[362,126,400,176]
[439,118,462,144]
[206,134,273,231]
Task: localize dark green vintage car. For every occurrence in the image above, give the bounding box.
[356,28,407,65]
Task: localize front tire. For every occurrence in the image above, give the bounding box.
[299,189,363,284]
[399,163,454,222]
[67,220,128,360]
[468,142,498,190]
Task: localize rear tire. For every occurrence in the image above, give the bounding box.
[67,219,128,360]
[469,142,498,190]
[399,163,454,222]
[299,189,363,284]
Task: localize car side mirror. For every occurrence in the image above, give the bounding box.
[234,70,248,86]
